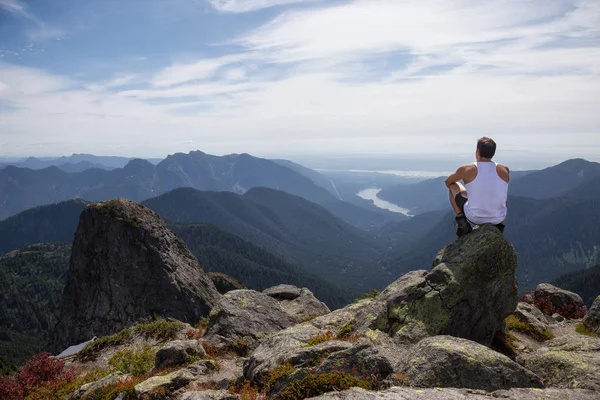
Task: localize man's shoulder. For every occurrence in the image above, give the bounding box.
[496,163,510,182]
[460,163,477,171]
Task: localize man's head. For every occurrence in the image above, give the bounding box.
[476,137,496,160]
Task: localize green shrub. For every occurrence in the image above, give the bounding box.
[133,319,183,341]
[77,329,134,361]
[77,319,183,361]
[355,290,380,302]
[108,346,156,376]
[307,331,336,347]
[266,363,296,391]
[337,322,354,339]
[575,323,599,338]
[505,315,554,341]
[279,373,370,400]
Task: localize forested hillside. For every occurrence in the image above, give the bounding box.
[0,244,71,365]
[551,264,600,307]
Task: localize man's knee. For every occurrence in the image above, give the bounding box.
[448,182,466,196]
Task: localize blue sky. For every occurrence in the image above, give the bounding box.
[0,0,599,161]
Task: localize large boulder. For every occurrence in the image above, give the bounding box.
[306,387,600,399]
[428,225,519,345]
[517,322,600,391]
[264,285,331,322]
[52,199,221,353]
[513,302,549,332]
[155,340,207,370]
[521,350,600,390]
[186,358,245,390]
[180,391,240,400]
[369,225,518,345]
[134,370,195,398]
[243,323,352,383]
[583,296,600,334]
[533,284,587,319]
[405,336,542,390]
[203,289,296,354]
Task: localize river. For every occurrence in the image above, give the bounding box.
[357,188,413,217]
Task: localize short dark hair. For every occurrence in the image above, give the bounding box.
[477,137,496,159]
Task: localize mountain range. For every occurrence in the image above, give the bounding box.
[0,151,395,231]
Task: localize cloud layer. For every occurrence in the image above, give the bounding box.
[0,0,599,159]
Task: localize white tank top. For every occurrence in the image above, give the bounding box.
[464,161,508,225]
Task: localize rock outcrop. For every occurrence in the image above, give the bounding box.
[405,336,542,390]
[513,302,549,332]
[52,199,221,353]
[203,289,296,354]
[244,226,521,394]
[518,331,600,391]
[306,387,600,399]
[583,296,600,334]
[155,340,207,370]
[533,284,587,319]
[264,284,331,322]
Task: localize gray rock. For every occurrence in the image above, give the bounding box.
[405,336,543,390]
[155,340,207,369]
[428,225,519,345]
[187,358,245,390]
[306,387,600,399]
[514,302,549,332]
[520,350,600,390]
[345,227,517,346]
[265,285,331,322]
[187,359,218,376]
[316,341,396,381]
[134,370,195,397]
[208,272,246,294]
[263,284,303,300]
[52,199,221,353]
[244,323,353,383]
[179,390,240,400]
[67,372,130,400]
[203,289,296,354]
[534,284,587,319]
[552,313,566,323]
[583,296,600,333]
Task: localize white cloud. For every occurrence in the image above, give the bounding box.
[0,0,30,18]
[209,0,317,13]
[151,54,249,87]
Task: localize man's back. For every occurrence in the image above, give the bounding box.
[463,161,509,225]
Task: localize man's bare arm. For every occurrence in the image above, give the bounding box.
[445,165,466,188]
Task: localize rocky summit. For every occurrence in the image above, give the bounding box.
[6,204,598,400]
[51,198,221,353]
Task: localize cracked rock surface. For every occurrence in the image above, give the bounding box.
[52,198,221,353]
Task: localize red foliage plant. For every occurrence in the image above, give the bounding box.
[534,295,587,319]
[0,353,75,400]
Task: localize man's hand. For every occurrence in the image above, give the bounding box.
[445,165,466,188]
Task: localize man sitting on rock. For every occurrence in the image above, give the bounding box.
[445,137,510,237]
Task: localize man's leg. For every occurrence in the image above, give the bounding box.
[448,182,472,237]
[448,182,467,214]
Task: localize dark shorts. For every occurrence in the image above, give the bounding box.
[454,191,505,233]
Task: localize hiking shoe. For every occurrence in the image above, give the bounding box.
[456,215,473,237]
